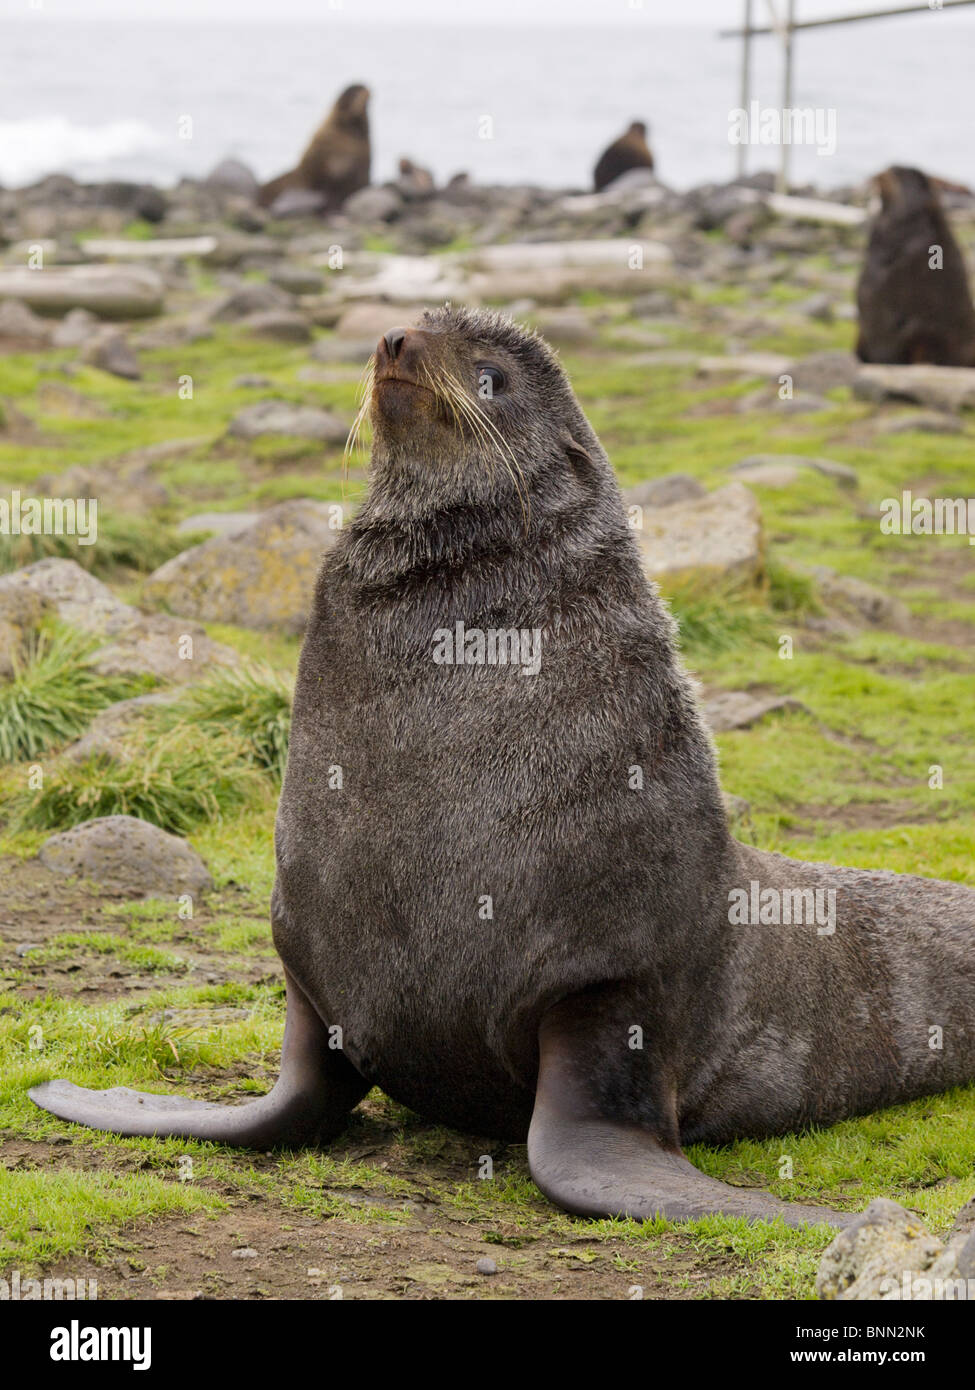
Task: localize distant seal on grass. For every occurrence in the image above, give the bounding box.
[856,165,975,366]
[257,83,370,212]
[32,309,975,1229]
[593,120,654,192]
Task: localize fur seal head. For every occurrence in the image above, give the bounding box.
[352,306,614,527]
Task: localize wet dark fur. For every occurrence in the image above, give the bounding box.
[593,121,654,193]
[274,305,975,1145]
[856,165,975,366]
[258,83,370,211]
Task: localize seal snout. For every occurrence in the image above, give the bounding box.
[374,325,435,390]
[382,327,407,360]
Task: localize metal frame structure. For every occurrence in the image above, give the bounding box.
[723,0,975,191]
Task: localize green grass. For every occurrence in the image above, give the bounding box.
[0,624,148,762]
[152,662,293,781]
[7,725,268,834]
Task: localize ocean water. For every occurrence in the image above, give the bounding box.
[1,16,974,192]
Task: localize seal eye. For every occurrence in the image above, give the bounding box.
[476,364,506,399]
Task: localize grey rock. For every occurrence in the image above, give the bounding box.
[63,692,179,762]
[0,558,236,683]
[204,158,259,199]
[0,297,53,344]
[786,350,860,395]
[705,691,807,732]
[38,815,213,898]
[0,265,164,319]
[817,1199,972,1301]
[635,482,764,586]
[853,365,975,413]
[177,511,260,537]
[729,461,801,488]
[51,307,101,349]
[343,186,404,223]
[268,266,324,296]
[532,306,595,346]
[796,292,834,322]
[623,474,706,512]
[308,336,377,364]
[809,566,911,630]
[240,310,312,343]
[80,328,141,380]
[144,499,344,634]
[874,411,964,436]
[227,399,348,443]
[631,290,677,318]
[267,189,328,219]
[206,281,290,323]
[475,1257,498,1275]
[731,454,857,489]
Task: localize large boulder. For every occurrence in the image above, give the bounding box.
[0,559,236,682]
[143,499,343,634]
[818,1198,975,1301]
[38,815,213,898]
[0,265,164,319]
[635,482,763,586]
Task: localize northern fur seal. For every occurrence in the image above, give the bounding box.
[593,121,654,192]
[257,84,370,212]
[856,165,975,366]
[31,309,975,1229]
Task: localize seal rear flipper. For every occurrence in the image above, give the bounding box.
[29,969,369,1148]
[527,994,853,1231]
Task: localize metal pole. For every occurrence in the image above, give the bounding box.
[778,0,796,194]
[721,0,975,39]
[737,0,753,180]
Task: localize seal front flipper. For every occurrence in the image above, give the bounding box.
[29,969,368,1148]
[527,993,853,1231]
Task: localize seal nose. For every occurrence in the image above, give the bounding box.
[383,327,407,360]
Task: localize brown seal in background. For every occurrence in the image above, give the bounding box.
[593,120,654,192]
[258,83,371,212]
[856,165,975,366]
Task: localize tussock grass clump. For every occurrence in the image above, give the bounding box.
[0,514,203,578]
[8,725,266,835]
[153,662,293,781]
[0,625,146,763]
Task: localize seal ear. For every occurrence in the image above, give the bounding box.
[560,431,598,484]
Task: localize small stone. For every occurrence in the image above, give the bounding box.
[231,1247,259,1260]
[80,328,141,380]
[0,298,54,345]
[240,310,312,343]
[874,411,963,436]
[705,691,807,733]
[476,1257,498,1276]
